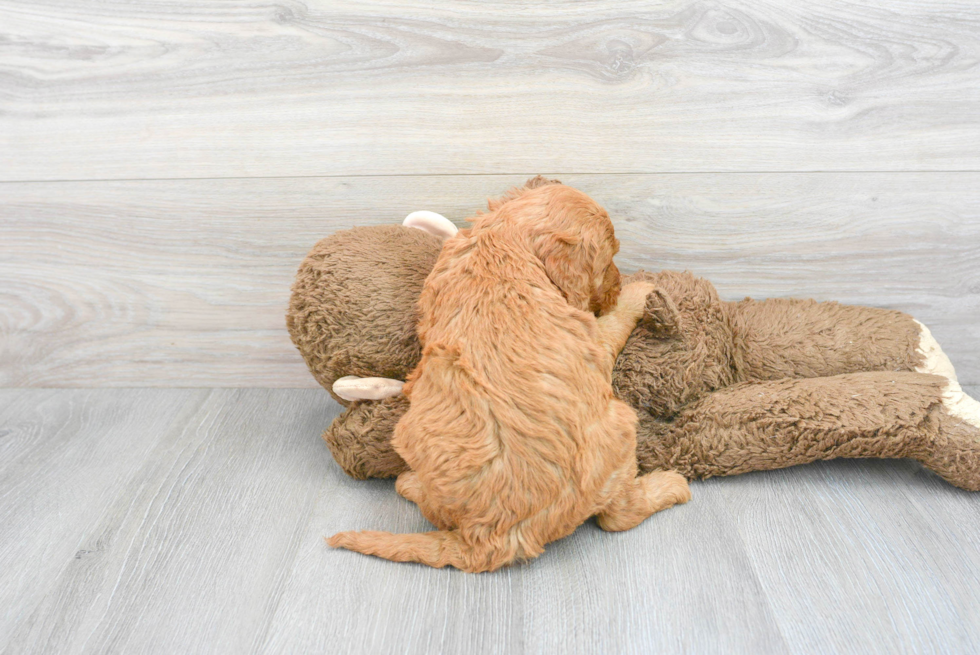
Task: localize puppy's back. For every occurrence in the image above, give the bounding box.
[394,221,616,537]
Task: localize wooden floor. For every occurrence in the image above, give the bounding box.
[0,387,978,655]
[3,1,980,653]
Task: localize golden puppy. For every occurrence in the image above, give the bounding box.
[328,181,690,572]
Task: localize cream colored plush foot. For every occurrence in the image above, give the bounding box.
[914,320,980,429]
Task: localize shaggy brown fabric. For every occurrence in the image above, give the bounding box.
[287,224,980,491]
[323,395,410,479]
[287,225,442,404]
[928,411,980,491]
[728,296,924,380]
[633,371,963,479]
[612,270,924,418]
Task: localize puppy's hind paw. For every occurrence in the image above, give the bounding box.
[644,470,692,508]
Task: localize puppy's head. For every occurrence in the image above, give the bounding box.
[487,181,621,314]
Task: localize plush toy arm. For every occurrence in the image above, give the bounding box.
[634,371,980,491]
[323,395,411,479]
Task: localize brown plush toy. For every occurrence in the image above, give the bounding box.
[287,180,980,491]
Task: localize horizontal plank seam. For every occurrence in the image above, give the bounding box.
[3,170,980,185]
[0,387,324,392]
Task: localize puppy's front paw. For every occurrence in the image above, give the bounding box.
[617,281,657,316]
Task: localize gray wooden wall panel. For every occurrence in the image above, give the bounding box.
[2,173,977,388]
[2,0,980,181]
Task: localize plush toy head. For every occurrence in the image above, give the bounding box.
[287,224,444,405]
[287,179,563,477]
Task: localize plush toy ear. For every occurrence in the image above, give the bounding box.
[641,289,683,336]
[332,376,405,401]
[403,211,458,239]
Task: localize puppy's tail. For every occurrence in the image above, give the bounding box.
[327,529,494,572]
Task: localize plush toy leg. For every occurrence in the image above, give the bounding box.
[921,411,980,491]
[326,530,511,572]
[726,298,924,380]
[596,469,691,532]
[635,371,980,491]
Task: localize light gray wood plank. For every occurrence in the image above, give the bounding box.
[2,173,977,387]
[260,447,786,654]
[2,0,980,180]
[516,482,788,654]
[717,453,980,654]
[3,388,339,655]
[259,474,532,655]
[0,388,211,645]
[2,389,978,654]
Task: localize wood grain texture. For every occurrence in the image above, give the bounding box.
[2,0,980,180]
[1,388,978,654]
[2,388,339,655]
[0,388,211,635]
[2,173,977,387]
[717,455,980,654]
[262,473,786,655]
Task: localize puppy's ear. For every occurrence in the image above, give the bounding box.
[536,231,593,310]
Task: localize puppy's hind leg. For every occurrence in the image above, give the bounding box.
[395,471,453,530]
[395,471,423,504]
[597,470,691,532]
